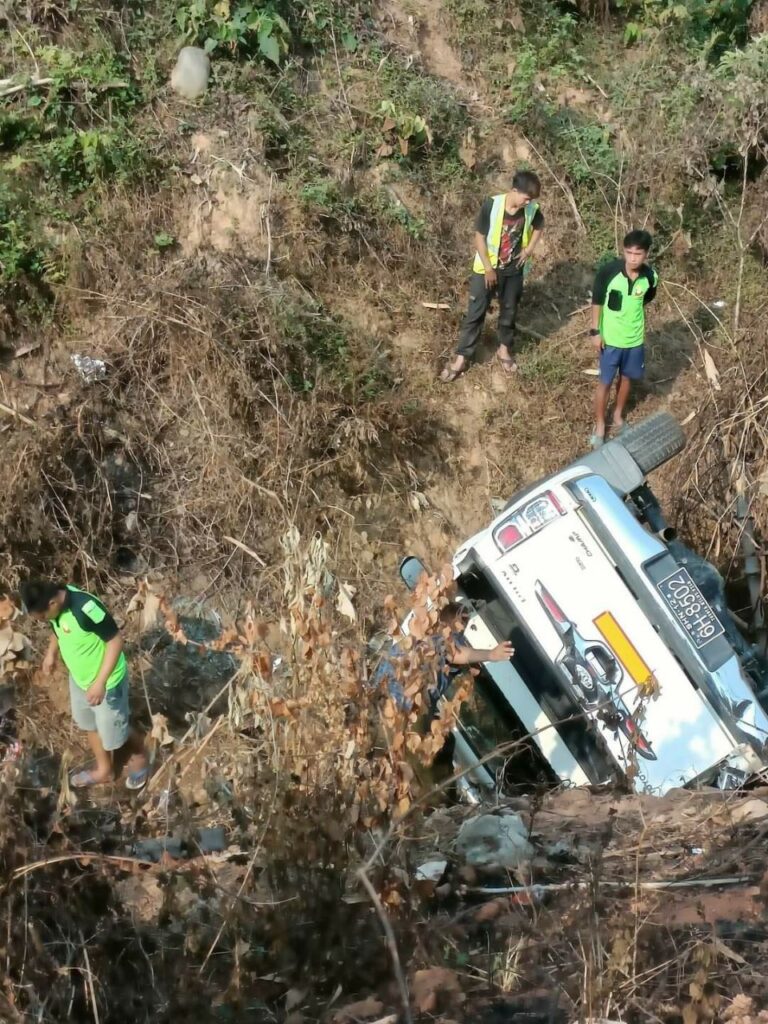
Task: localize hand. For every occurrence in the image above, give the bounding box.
[86,681,106,706]
[490,640,514,662]
[41,652,57,676]
[592,333,604,352]
[484,268,497,289]
[515,248,530,267]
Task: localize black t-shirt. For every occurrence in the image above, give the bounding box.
[592,258,657,307]
[476,198,545,273]
[51,587,120,643]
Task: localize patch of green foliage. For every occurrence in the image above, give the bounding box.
[374,56,469,161]
[445,0,585,105]
[176,0,291,60]
[608,0,753,50]
[517,344,576,386]
[283,303,392,398]
[549,111,619,186]
[176,0,367,61]
[299,179,363,227]
[0,41,154,292]
[380,197,427,241]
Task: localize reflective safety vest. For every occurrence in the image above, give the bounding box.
[473,194,539,276]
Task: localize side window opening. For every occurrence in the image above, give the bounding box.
[457,567,619,785]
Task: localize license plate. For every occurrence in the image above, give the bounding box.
[656,568,724,649]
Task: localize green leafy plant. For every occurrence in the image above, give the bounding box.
[153,231,176,249]
[614,0,752,47]
[377,100,432,158]
[176,0,291,61]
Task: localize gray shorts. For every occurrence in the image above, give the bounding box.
[69,673,130,751]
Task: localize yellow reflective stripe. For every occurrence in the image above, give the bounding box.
[473,194,505,273]
[472,197,540,273]
[593,611,654,688]
[522,200,539,249]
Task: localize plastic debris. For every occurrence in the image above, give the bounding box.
[415,859,448,882]
[129,827,227,862]
[71,354,108,382]
[456,812,533,869]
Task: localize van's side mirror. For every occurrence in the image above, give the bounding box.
[399,556,428,592]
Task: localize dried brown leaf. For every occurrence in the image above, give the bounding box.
[411,967,464,1014]
[703,349,721,390]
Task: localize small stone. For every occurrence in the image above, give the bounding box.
[170,47,210,100]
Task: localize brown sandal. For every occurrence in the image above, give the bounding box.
[497,356,518,375]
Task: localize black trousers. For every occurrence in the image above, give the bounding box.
[456,270,524,360]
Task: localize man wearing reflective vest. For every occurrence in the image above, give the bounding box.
[589,229,658,448]
[20,579,149,789]
[440,169,544,382]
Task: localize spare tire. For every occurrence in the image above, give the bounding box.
[617,412,686,475]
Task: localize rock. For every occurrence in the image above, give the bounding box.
[456,813,533,869]
[544,838,577,862]
[170,47,210,100]
[197,827,227,853]
[732,798,768,823]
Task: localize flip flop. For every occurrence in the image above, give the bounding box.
[126,766,150,790]
[589,433,605,450]
[70,769,107,788]
[497,356,518,375]
[439,365,466,383]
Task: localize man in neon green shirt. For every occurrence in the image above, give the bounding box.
[590,229,658,448]
[21,579,148,789]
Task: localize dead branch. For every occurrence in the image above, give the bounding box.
[0,401,36,428]
[223,535,266,567]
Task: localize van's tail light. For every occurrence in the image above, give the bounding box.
[493,490,565,553]
[496,523,523,550]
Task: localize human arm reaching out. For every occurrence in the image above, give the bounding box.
[449,640,514,666]
[41,634,59,676]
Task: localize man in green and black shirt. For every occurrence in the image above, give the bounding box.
[21,579,148,789]
[590,229,658,448]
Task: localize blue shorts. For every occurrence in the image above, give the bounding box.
[599,344,645,385]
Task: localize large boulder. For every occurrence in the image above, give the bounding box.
[170,47,210,100]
